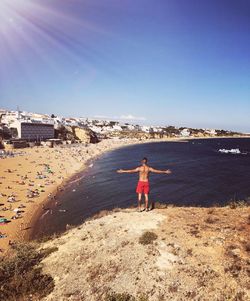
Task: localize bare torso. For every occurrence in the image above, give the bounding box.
[138,165,150,182]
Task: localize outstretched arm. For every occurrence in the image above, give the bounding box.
[149,167,172,174]
[117,167,139,174]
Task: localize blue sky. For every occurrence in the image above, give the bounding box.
[0,0,249,132]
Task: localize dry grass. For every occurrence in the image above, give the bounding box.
[35,232,61,244]
[207,208,215,214]
[152,202,169,209]
[243,242,250,252]
[105,292,149,301]
[0,242,55,300]
[87,263,103,282]
[247,215,250,225]
[228,200,249,209]
[87,208,122,221]
[105,292,136,301]
[204,216,219,224]
[224,260,242,277]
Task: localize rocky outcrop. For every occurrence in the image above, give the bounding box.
[55,125,98,143]
[106,130,170,140]
[0,125,12,140]
[73,127,99,143]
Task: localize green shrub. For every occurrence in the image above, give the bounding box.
[139,231,158,245]
[0,242,54,300]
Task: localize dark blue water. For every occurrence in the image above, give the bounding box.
[32,138,250,239]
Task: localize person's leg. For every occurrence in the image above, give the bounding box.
[145,193,149,210]
[137,193,142,211]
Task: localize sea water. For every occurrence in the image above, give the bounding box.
[31,138,250,238]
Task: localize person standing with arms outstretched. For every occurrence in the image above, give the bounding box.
[117,157,171,211]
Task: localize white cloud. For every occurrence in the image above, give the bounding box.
[119,114,146,121]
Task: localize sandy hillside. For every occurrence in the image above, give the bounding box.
[41,206,250,301]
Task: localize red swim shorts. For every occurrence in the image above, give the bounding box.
[136,181,150,194]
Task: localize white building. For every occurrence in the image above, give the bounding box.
[152,127,163,133]
[10,119,54,140]
[126,124,135,131]
[89,125,103,133]
[205,129,217,135]
[1,110,55,140]
[141,126,150,133]
[112,125,123,131]
[62,118,79,127]
[180,128,190,137]
[1,111,19,126]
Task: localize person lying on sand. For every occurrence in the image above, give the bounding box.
[117,157,171,212]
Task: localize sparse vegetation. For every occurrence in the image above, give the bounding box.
[35,232,61,243]
[228,200,249,209]
[139,231,158,245]
[243,242,250,253]
[153,202,169,209]
[188,224,200,237]
[207,208,215,214]
[168,282,179,293]
[224,261,242,277]
[219,288,247,301]
[105,292,149,301]
[247,215,250,225]
[87,208,122,221]
[0,242,55,300]
[87,263,102,281]
[205,216,219,224]
[105,292,135,301]
[121,240,130,247]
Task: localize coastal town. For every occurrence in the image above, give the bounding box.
[0,108,244,150]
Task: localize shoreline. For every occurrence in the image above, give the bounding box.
[28,136,187,241]
[27,142,128,241]
[29,135,250,241]
[1,137,171,251]
[1,135,249,252]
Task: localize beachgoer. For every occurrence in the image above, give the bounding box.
[117,157,171,211]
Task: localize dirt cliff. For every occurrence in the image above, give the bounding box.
[40,206,250,301]
[55,125,98,143]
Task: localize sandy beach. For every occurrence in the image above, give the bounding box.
[0,138,152,252]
